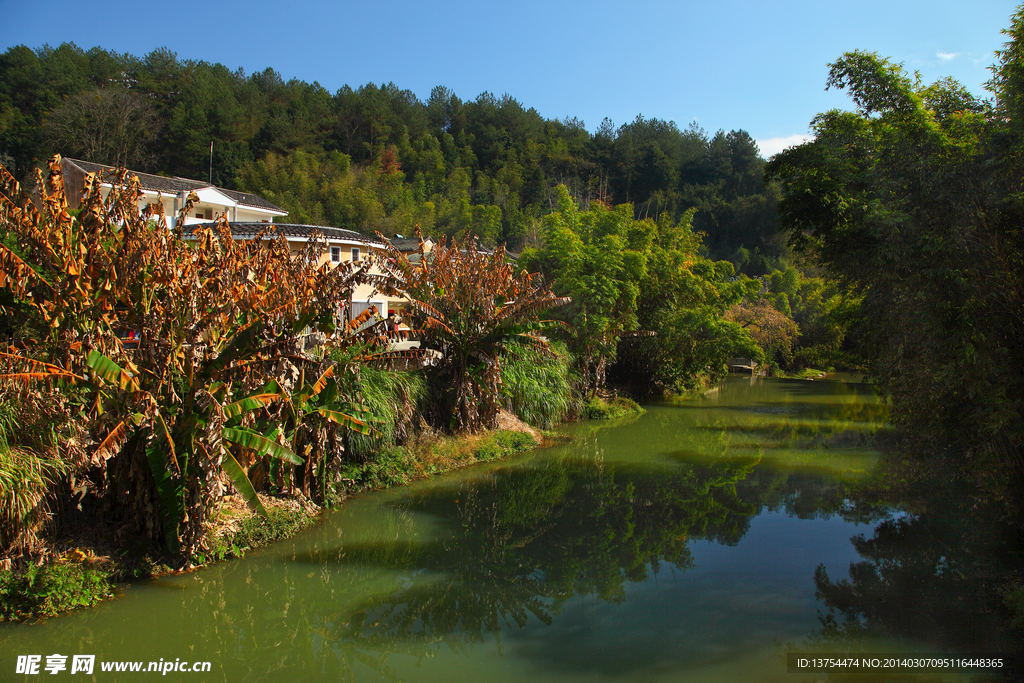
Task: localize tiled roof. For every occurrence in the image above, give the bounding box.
[390,237,427,252]
[185,222,385,247]
[63,158,286,214]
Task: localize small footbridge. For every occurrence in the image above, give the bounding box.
[727,358,767,377]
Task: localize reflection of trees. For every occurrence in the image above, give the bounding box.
[716,382,887,454]
[292,450,761,659]
[651,378,896,527]
[1,448,772,681]
[800,458,1024,680]
[200,449,767,679]
[654,378,889,462]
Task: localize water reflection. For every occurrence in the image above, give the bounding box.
[661,378,889,458]
[797,457,1024,681]
[7,378,1014,682]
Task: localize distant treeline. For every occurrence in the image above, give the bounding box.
[0,43,783,269]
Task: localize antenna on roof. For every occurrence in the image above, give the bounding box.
[209,140,214,185]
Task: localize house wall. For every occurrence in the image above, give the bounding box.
[61,163,89,209]
[285,238,406,319]
[346,247,404,318]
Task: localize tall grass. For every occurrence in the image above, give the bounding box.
[0,400,68,555]
[347,367,427,459]
[499,341,581,429]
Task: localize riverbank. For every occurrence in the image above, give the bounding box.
[203,413,545,564]
[0,410,547,622]
[1,391,649,623]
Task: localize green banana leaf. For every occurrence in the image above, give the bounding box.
[223,392,281,420]
[222,427,303,465]
[220,448,268,518]
[85,350,139,391]
[316,408,371,434]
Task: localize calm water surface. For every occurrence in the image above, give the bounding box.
[3,376,1017,681]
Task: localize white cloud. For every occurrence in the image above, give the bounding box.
[937,51,958,61]
[756,134,813,158]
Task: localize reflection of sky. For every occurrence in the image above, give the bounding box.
[498,510,878,683]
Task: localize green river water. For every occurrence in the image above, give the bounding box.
[3,376,1021,682]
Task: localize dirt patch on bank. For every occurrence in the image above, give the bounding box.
[206,493,320,552]
[494,408,543,442]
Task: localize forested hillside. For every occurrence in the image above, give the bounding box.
[0,43,784,270]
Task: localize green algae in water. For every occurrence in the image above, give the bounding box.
[1,377,1018,682]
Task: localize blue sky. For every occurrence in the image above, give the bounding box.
[2,0,1019,157]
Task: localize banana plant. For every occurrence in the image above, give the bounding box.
[83,350,304,552]
[375,230,570,433]
[264,307,409,501]
[0,157,392,558]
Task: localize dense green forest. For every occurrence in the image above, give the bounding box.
[0,42,784,271]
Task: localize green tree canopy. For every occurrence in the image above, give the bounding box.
[766,9,1024,501]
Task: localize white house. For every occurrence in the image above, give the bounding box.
[61,157,411,323]
[60,158,288,227]
[186,221,408,321]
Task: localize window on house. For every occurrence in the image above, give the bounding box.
[351,248,361,262]
[330,247,341,263]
